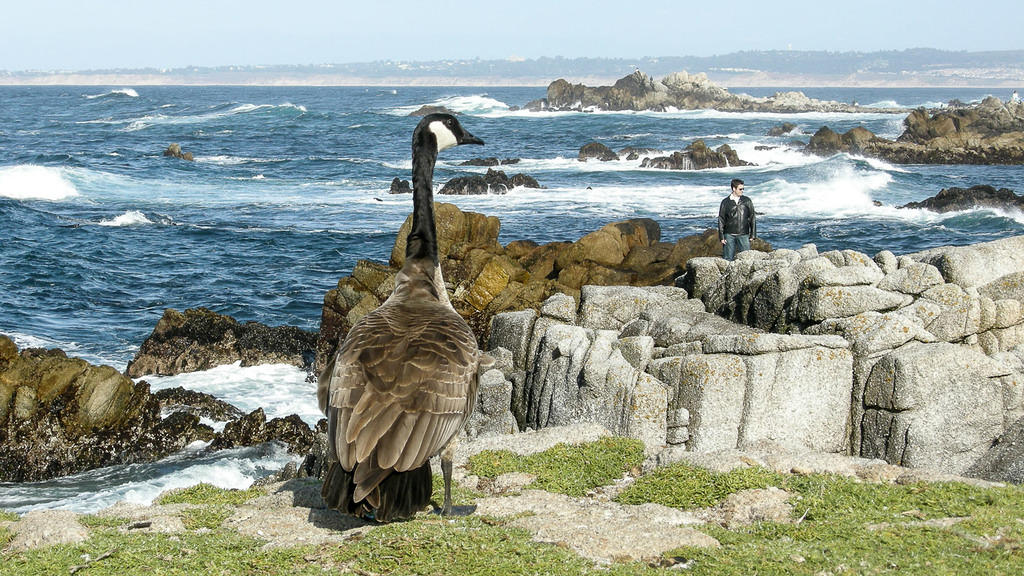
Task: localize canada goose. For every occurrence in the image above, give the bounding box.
[318,113,485,521]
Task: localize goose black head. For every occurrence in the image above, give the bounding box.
[414,113,484,152]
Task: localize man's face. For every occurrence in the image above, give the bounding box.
[733,184,744,196]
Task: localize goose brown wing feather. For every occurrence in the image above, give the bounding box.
[324,298,479,486]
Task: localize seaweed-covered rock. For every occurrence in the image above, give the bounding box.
[125,308,317,378]
[439,168,542,195]
[0,336,214,482]
[209,408,314,454]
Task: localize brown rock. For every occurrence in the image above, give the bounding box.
[314,205,770,375]
[0,336,214,482]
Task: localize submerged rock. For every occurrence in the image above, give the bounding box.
[163,143,194,161]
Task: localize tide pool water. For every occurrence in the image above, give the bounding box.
[2,85,1023,513]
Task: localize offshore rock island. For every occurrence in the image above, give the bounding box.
[524,70,905,113]
[523,70,1024,165]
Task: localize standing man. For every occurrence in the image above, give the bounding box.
[718,178,756,261]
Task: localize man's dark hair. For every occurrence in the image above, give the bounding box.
[731,178,744,190]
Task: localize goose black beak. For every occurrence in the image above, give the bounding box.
[459,132,484,146]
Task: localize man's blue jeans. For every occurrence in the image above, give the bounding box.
[722,234,750,261]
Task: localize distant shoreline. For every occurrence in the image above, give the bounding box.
[0,73,1019,89]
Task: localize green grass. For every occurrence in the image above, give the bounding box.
[618,460,787,508]
[328,515,660,576]
[3,444,1023,576]
[152,483,264,530]
[155,483,264,507]
[0,530,325,576]
[79,514,132,529]
[617,462,1024,575]
[467,436,645,496]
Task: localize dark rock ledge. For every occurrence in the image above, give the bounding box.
[125,307,318,379]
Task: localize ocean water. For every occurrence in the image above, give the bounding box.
[2,85,1023,514]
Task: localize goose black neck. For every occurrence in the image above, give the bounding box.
[406,134,439,264]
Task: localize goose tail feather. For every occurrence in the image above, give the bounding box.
[321,461,432,522]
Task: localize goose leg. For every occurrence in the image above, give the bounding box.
[440,438,458,516]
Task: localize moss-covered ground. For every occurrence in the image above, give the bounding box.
[2,439,1022,575]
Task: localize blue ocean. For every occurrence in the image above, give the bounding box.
[2,84,1023,513]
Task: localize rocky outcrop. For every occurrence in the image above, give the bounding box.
[767,122,798,136]
[438,168,542,195]
[641,140,752,170]
[485,289,853,455]
[407,105,455,117]
[578,142,619,162]
[152,386,245,422]
[125,308,317,378]
[0,334,319,482]
[900,185,1024,212]
[314,203,771,375]
[526,70,901,114]
[805,126,881,156]
[0,335,213,482]
[805,98,1024,164]
[208,408,315,455]
[163,143,193,161]
[468,234,1024,482]
[388,177,412,194]
[578,139,751,169]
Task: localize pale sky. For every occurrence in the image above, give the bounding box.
[2,0,1022,71]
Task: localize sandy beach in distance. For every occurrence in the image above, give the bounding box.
[2,70,1021,88]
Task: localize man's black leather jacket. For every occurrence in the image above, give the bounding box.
[718,195,756,239]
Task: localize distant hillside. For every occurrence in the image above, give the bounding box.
[2,49,1022,87]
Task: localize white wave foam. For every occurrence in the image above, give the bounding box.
[445,183,725,221]
[754,166,893,218]
[194,154,289,166]
[84,88,139,99]
[0,165,79,201]
[0,330,121,369]
[143,362,321,427]
[230,102,307,114]
[97,210,153,227]
[858,155,908,173]
[863,100,903,109]
[0,443,297,514]
[388,94,512,117]
[124,102,306,131]
[728,142,820,171]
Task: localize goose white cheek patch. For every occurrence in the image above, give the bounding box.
[429,121,458,151]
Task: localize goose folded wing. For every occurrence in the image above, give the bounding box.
[326,307,479,472]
